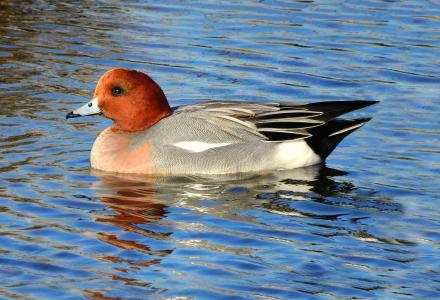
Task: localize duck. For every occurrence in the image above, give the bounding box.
[66,68,378,175]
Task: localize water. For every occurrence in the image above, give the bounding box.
[1,1,439,299]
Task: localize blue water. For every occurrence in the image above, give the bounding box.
[0,1,439,299]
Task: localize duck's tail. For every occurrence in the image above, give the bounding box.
[305,117,372,160]
[300,100,378,159]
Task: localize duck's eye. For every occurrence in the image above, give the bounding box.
[111,86,124,96]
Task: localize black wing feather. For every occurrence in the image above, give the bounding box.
[253,100,378,144]
[296,100,379,121]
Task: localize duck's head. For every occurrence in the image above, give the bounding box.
[66,68,172,132]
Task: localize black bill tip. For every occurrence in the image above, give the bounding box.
[66,111,81,119]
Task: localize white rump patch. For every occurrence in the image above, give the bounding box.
[276,140,321,169]
[174,141,232,153]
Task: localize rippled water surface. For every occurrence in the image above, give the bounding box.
[1,1,439,299]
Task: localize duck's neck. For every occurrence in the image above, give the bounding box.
[111,106,172,132]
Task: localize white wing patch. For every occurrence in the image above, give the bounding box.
[173,141,232,153]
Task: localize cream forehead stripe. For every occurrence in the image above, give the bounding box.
[173,141,232,153]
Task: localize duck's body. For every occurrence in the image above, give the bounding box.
[66,69,377,175]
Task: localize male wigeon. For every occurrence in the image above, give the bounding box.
[66,68,377,174]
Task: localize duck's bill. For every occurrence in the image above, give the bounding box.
[66,97,101,119]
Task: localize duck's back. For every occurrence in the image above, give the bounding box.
[92,100,376,175]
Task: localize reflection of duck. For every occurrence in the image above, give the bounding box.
[93,172,172,252]
[89,166,332,271]
[89,171,173,287]
[67,68,377,174]
[91,164,400,236]
[88,165,405,298]
[91,165,356,227]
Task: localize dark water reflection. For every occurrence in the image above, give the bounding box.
[1,0,440,299]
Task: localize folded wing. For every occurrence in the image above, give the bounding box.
[173,100,378,147]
